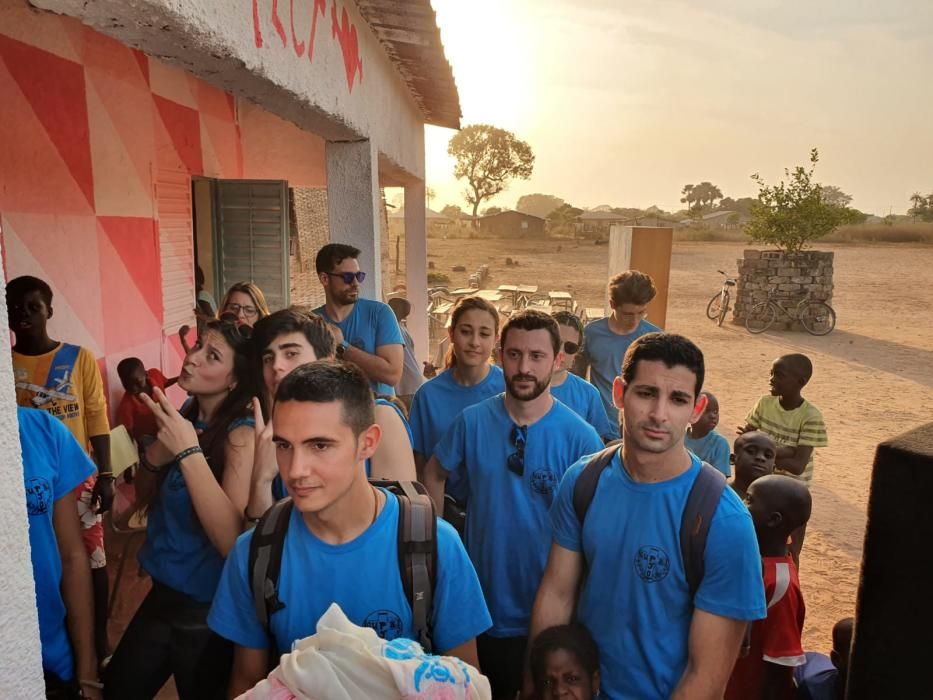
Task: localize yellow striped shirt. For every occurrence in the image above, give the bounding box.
[745,395,827,483]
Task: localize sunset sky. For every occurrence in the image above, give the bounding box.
[424,0,933,216]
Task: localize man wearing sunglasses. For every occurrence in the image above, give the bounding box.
[579,270,661,439]
[313,243,404,395]
[424,310,603,700]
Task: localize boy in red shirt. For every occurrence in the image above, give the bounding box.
[727,474,811,700]
[114,358,177,442]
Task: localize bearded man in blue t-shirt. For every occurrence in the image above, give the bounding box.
[425,310,603,700]
[526,333,766,700]
[208,361,491,697]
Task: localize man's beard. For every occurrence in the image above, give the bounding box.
[334,287,360,306]
[506,373,550,402]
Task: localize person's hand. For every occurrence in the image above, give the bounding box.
[139,388,200,457]
[736,424,752,435]
[329,323,345,345]
[422,361,437,379]
[82,683,103,700]
[252,398,278,486]
[91,475,115,514]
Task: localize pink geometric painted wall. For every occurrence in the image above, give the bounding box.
[0,1,326,413]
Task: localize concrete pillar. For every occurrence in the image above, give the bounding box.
[0,259,45,695]
[404,182,428,363]
[326,140,382,299]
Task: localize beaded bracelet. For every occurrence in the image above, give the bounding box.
[174,445,204,463]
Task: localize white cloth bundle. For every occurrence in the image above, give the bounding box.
[239,603,491,700]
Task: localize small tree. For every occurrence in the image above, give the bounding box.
[448,124,534,224]
[745,149,858,254]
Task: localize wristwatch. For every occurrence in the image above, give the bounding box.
[336,340,350,359]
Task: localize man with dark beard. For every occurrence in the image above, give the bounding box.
[313,243,404,395]
[425,310,603,700]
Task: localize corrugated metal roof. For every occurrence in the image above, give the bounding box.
[356,0,462,129]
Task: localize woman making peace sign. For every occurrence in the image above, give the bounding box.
[104,320,257,699]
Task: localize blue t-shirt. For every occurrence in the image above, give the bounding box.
[314,298,404,396]
[684,430,731,477]
[434,395,603,637]
[551,372,616,441]
[550,451,766,699]
[18,407,96,682]
[410,365,506,502]
[794,652,838,700]
[139,414,255,603]
[583,317,661,433]
[208,489,491,654]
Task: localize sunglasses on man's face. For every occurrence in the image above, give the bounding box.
[326,271,366,285]
[508,424,527,477]
[562,341,580,355]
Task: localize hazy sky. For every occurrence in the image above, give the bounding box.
[424,0,933,215]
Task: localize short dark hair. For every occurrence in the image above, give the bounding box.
[530,624,600,695]
[500,309,561,356]
[621,332,705,398]
[6,275,53,306]
[779,353,814,384]
[387,297,411,320]
[315,243,361,274]
[116,357,145,383]
[275,360,374,436]
[252,308,336,362]
[609,270,656,307]
[552,310,584,343]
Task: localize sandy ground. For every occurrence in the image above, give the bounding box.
[113,239,932,698]
[421,236,933,651]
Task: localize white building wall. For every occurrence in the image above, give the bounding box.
[0,252,45,697]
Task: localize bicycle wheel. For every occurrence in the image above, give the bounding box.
[706,293,723,320]
[745,302,776,334]
[799,302,836,336]
[717,291,730,327]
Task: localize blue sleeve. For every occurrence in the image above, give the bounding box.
[709,435,732,478]
[585,386,617,441]
[432,412,467,479]
[207,532,269,650]
[375,303,404,347]
[549,459,588,553]
[409,387,430,456]
[49,415,96,498]
[694,503,767,622]
[431,520,492,651]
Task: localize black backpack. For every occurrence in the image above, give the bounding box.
[572,443,727,596]
[248,480,438,653]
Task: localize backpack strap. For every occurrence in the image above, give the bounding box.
[393,480,437,654]
[573,442,622,525]
[248,497,293,634]
[680,462,727,597]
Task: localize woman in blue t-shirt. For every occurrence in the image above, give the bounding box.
[105,319,258,699]
[410,296,505,495]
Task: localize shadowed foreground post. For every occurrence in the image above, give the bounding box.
[848,423,933,698]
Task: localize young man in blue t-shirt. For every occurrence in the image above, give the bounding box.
[425,310,603,700]
[208,362,491,697]
[313,243,404,395]
[18,407,101,699]
[580,270,661,435]
[527,333,766,700]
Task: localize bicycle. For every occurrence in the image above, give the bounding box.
[705,270,737,327]
[745,287,836,336]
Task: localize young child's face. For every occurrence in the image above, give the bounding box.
[539,649,597,700]
[743,480,773,532]
[8,290,50,339]
[691,394,719,436]
[734,431,777,484]
[769,358,802,398]
[122,366,149,396]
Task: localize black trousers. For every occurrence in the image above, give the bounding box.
[477,633,528,700]
[103,582,232,700]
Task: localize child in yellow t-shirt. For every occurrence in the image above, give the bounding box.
[738,353,827,564]
[7,275,114,662]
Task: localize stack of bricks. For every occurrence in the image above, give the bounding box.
[732,250,834,330]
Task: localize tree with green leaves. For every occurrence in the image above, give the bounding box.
[745,149,860,254]
[441,204,463,220]
[908,192,933,222]
[681,181,724,214]
[516,193,564,219]
[448,124,534,223]
[818,185,852,209]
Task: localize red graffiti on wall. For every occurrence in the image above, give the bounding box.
[251,0,362,92]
